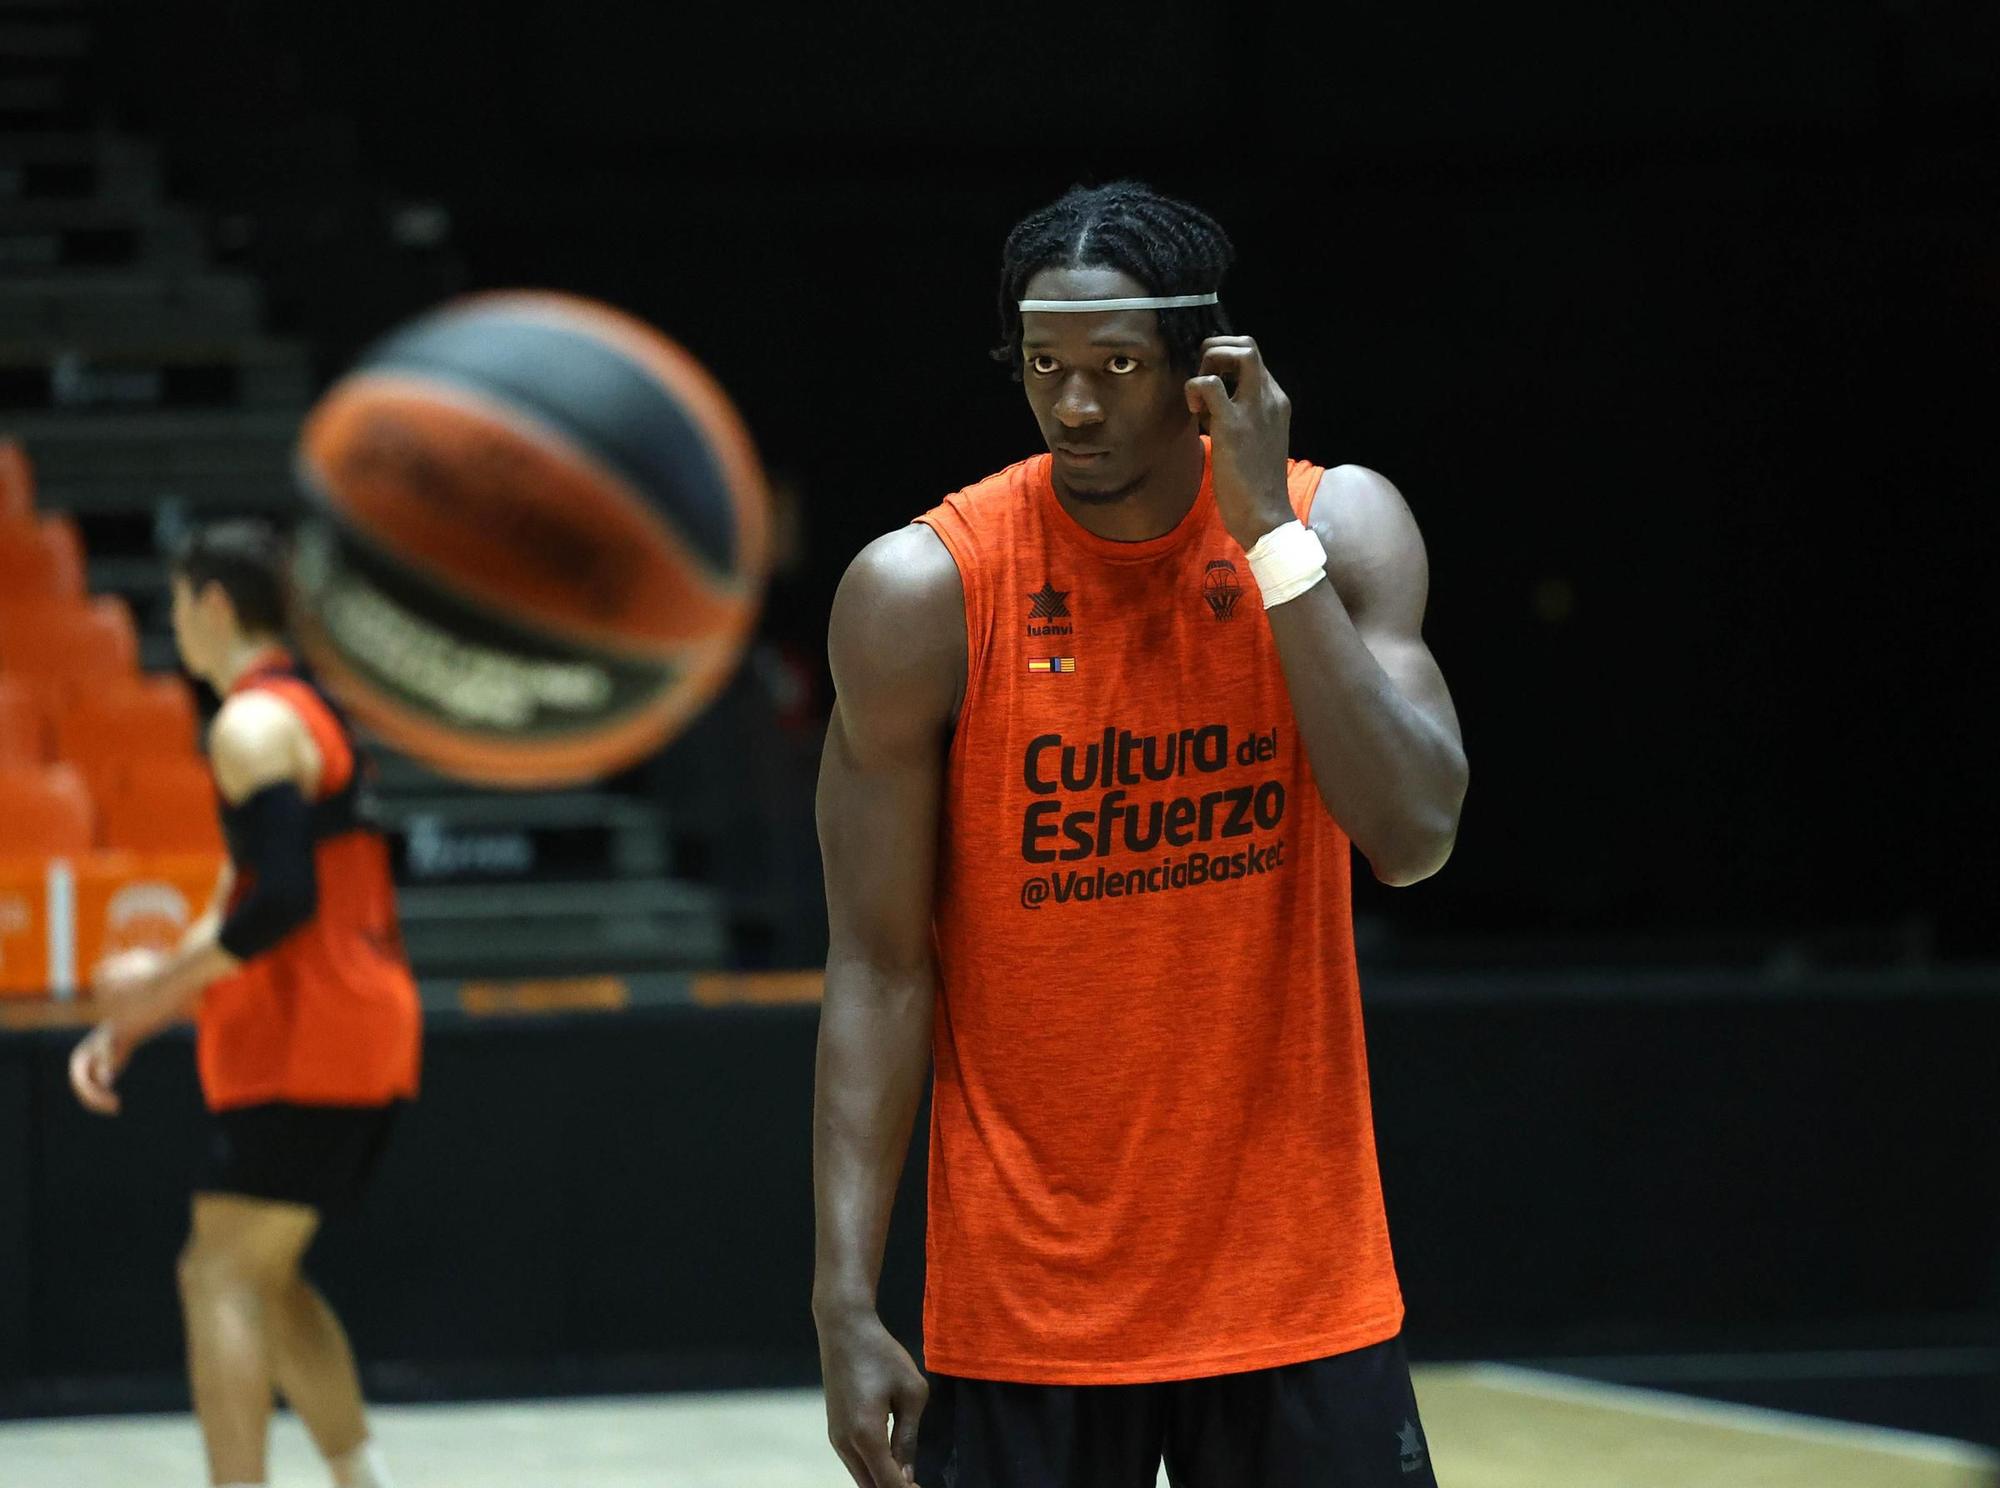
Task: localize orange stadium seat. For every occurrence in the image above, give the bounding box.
[0,677,46,765]
[0,762,94,856]
[96,756,223,855]
[0,514,85,601]
[56,675,204,800]
[0,599,91,682]
[0,595,138,680]
[0,662,71,762]
[0,589,87,627]
[40,510,84,579]
[0,439,31,523]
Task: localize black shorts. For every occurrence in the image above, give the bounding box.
[197,1101,403,1213]
[916,1333,1437,1488]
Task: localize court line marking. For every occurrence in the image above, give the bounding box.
[1461,1364,1999,1469]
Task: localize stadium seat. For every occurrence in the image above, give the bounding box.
[39,511,84,582]
[0,591,89,634]
[0,515,86,601]
[0,677,45,766]
[0,439,30,523]
[0,595,138,679]
[56,675,204,800]
[96,756,223,855]
[0,763,94,856]
[0,670,68,762]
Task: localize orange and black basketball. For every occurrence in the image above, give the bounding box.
[290,291,769,787]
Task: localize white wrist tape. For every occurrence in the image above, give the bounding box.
[1244,520,1328,608]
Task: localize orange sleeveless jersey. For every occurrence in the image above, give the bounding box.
[913,440,1403,1384]
[197,655,422,1111]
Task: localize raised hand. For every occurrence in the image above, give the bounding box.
[1184,335,1296,550]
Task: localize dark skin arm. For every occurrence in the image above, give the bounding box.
[813,523,965,1488]
[1188,336,1468,885]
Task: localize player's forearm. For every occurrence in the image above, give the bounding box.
[177,908,221,958]
[116,935,240,1046]
[1266,583,1467,884]
[811,956,935,1320]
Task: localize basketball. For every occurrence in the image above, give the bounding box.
[289,291,770,787]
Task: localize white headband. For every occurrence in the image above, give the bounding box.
[1017,293,1219,313]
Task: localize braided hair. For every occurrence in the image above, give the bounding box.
[994,181,1235,380]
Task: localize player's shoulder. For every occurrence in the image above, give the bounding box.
[829,451,1045,692]
[928,451,1048,522]
[1298,464,1432,622]
[208,689,312,798]
[847,450,1048,619]
[210,687,309,754]
[829,524,966,723]
[1298,463,1421,546]
[834,524,964,646]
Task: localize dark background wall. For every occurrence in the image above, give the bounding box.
[91,0,2000,959]
[5,979,1996,1428]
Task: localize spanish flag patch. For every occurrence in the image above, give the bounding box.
[1027,656,1076,675]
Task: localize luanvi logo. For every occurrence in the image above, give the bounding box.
[1027,582,1072,637]
[1202,560,1242,620]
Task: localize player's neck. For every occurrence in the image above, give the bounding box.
[1051,433,1206,543]
[213,636,288,693]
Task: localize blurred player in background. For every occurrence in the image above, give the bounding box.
[70,520,418,1488]
[814,182,1468,1487]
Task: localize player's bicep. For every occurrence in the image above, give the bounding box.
[817,526,965,975]
[817,699,945,972]
[1315,465,1464,749]
[1358,630,1462,751]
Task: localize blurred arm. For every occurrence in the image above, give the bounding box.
[104,695,313,1046]
[181,860,236,953]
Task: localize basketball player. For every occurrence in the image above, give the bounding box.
[69,521,419,1488]
[813,183,1469,1487]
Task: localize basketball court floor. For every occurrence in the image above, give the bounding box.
[2,1366,1990,1487]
